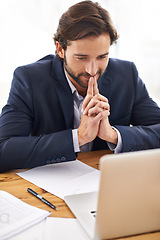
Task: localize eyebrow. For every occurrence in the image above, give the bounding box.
[74,52,109,57]
[74,54,88,57]
[99,52,109,57]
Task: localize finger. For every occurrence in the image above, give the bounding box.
[93,76,99,96]
[96,101,110,111]
[91,110,110,124]
[83,96,110,115]
[83,98,99,115]
[87,77,94,96]
[82,77,94,113]
[94,93,109,103]
[88,106,103,117]
[87,102,110,116]
[81,94,92,113]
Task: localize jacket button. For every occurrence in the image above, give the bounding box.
[61,157,66,161]
[56,158,61,163]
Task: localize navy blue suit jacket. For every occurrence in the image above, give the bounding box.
[0,55,160,172]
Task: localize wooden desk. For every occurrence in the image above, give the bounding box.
[0,149,160,240]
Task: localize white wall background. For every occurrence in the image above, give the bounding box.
[0,0,160,111]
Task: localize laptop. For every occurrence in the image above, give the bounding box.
[64,148,160,240]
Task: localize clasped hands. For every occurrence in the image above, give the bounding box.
[78,77,118,147]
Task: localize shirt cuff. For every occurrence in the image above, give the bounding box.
[72,129,80,153]
[107,127,122,153]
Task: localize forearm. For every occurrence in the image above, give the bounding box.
[107,127,122,153]
[0,130,76,172]
[115,123,160,152]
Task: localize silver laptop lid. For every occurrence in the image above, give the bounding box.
[95,149,160,239]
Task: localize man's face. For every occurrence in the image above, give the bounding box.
[56,34,111,96]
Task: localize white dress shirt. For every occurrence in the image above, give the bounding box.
[64,69,122,153]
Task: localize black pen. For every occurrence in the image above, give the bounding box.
[27,188,58,210]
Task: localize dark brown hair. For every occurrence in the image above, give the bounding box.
[54,1,119,60]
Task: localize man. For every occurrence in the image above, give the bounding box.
[0,1,160,172]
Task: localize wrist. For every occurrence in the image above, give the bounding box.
[77,129,87,147]
[104,126,118,145]
[110,127,118,145]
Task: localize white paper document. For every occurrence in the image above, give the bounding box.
[17,160,100,199]
[0,191,50,240]
[8,221,45,240]
[9,217,91,240]
[44,217,90,240]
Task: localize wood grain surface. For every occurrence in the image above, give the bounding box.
[1,149,160,240]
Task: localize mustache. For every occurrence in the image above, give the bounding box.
[78,69,102,78]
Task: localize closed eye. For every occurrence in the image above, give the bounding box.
[74,54,88,60]
[77,57,87,60]
[97,53,109,60]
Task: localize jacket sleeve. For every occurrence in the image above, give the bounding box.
[0,67,76,173]
[115,63,160,152]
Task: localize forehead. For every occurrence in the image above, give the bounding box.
[67,34,111,55]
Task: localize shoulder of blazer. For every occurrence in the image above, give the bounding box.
[104,58,138,81]
[106,58,135,72]
[14,55,65,83]
[16,55,61,74]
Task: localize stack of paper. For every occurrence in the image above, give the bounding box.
[0,191,50,240]
[17,160,100,199]
[9,217,91,240]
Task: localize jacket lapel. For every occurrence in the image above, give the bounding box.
[51,57,74,129]
[98,71,112,101]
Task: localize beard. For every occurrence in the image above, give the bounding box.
[64,54,103,89]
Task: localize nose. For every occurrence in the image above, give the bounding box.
[85,60,98,77]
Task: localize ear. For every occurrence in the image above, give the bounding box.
[56,41,64,59]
